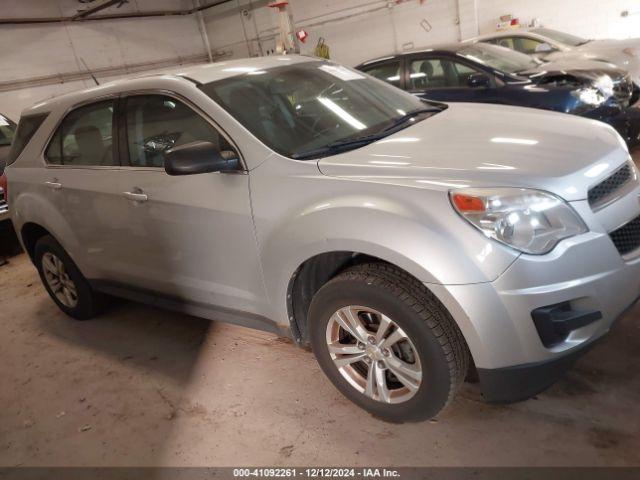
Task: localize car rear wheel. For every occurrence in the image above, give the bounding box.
[34,235,106,320]
[309,262,469,422]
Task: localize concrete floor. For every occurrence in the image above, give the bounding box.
[1,152,640,467]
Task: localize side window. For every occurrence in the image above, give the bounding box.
[451,61,482,86]
[125,95,232,168]
[0,114,15,147]
[45,101,116,166]
[514,37,545,54]
[361,61,402,88]
[7,113,48,166]
[492,37,517,50]
[409,58,483,90]
[408,59,448,89]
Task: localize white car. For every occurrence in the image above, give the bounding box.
[476,28,640,84]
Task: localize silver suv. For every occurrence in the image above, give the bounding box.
[6,56,640,422]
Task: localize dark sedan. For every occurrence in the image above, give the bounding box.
[356,43,640,146]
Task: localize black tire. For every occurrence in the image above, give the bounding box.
[34,235,106,320]
[308,262,469,422]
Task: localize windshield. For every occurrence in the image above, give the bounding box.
[532,28,588,47]
[458,43,540,74]
[0,114,16,147]
[199,61,438,159]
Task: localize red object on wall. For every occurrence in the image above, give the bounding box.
[296,29,308,43]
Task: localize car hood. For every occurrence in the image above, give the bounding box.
[547,40,640,81]
[517,58,627,83]
[317,102,630,202]
[575,37,640,53]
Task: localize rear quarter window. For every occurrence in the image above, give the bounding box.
[361,61,402,88]
[6,113,49,166]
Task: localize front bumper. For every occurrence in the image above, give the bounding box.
[477,293,638,403]
[429,190,640,402]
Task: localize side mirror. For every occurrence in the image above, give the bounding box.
[165,141,241,176]
[535,42,554,53]
[467,72,491,88]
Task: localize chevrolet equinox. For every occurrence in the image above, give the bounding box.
[5,56,640,422]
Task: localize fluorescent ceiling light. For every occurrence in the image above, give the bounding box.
[491,137,539,146]
[378,137,420,143]
[584,163,610,178]
[317,97,367,130]
[222,67,259,73]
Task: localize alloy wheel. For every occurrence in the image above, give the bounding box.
[325,305,422,404]
[42,252,78,308]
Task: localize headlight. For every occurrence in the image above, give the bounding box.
[450,188,588,254]
[572,87,607,106]
[572,75,614,106]
[594,75,615,97]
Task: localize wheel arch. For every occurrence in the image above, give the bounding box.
[21,222,54,262]
[284,246,487,383]
[286,251,380,344]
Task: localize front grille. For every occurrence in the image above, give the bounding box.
[0,187,6,214]
[610,214,640,256]
[588,163,633,209]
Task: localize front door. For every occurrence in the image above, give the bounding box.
[113,94,265,315]
[406,56,499,104]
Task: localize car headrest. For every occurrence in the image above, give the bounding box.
[420,61,434,77]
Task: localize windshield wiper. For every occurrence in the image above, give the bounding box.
[381,107,443,132]
[292,107,443,160]
[291,133,386,160]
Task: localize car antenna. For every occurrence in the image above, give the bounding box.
[80,58,100,86]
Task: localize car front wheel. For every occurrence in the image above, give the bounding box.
[309,262,469,422]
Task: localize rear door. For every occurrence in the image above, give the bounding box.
[43,97,131,280]
[113,93,264,313]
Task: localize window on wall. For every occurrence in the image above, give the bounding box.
[125,95,233,168]
[361,61,402,88]
[46,101,116,166]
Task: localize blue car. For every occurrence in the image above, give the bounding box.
[357,42,640,146]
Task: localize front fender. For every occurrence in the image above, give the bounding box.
[250,156,519,326]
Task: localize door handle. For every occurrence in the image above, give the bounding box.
[44,181,62,190]
[122,191,148,203]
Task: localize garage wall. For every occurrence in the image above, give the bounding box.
[477,0,640,38]
[0,0,209,120]
[202,0,640,68]
[202,0,464,67]
[3,0,640,121]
